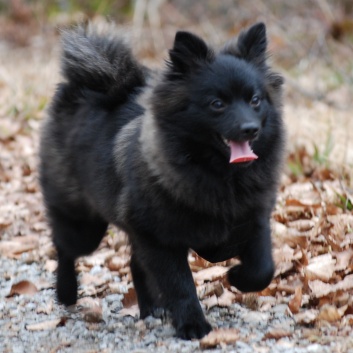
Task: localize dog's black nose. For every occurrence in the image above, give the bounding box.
[240,122,259,140]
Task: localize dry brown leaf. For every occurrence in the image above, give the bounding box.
[26,318,64,331]
[108,281,129,294]
[83,249,115,267]
[106,256,128,271]
[275,262,294,277]
[273,244,295,263]
[271,221,287,241]
[80,273,108,287]
[283,232,309,249]
[288,287,302,314]
[317,304,343,322]
[273,244,297,276]
[193,266,228,284]
[77,297,103,323]
[294,309,319,324]
[217,289,236,307]
[0,236,39,258]
[122,287,137,308]
[242,293,259,310]
[200,328,239,348]
[83,306,103,323]
[335,249,353,271]
[44,259,58,273]
[7,280,38,297]
[287,219,316,232]
[263,328,293,340]
[328,214,353,247]
[189,252,213,271]
[305,254,336,282]
[203,294,218,310]
[309,274,353,298]
[118,304,140,318]
[197,281,224,300]
[35,278,52,291]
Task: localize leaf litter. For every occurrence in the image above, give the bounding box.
[2,125,352,350]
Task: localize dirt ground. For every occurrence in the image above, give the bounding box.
[0,1,353,352]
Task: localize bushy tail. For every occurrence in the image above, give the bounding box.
[61,22,146,95]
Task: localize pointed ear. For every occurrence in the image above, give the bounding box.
[222,22,267,67]
[168,31,214,74]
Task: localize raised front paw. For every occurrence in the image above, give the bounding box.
[228,262,274,292]
[176,317,212,340]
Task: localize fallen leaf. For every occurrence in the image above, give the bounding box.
[309,274,353,298]
[80,273,108,287]
[334,249,353,271]
[197,281,224,300]
[44,259,58,273]
[203,294,218,310]
[217,288,236,307]
[0,236,38,258]
[294,309,319,324]
[305,253,336,282]
[83,249,115,267]
[83,306,103,323]
[26,318,65,331]
[193,266,228,284]
[7,280,38,297]
[242,293,259,311]
[106,256,128,271]
[200,328,239,348]
[287,219,316,232]
[122,287,137,308]
[77,297,103,323]
[263,328,293,340]
[108,281,129,294]
[288,287,302,314]
[118,304,140,318]
[317,304,346,322]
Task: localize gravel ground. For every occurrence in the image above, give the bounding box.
[2,257,353,353]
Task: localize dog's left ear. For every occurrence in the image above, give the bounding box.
[222,22,267,68]
[168,31,214,75]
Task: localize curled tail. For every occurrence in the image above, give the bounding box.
[61,22,146,95]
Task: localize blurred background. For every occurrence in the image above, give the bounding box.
[0,0,352,173]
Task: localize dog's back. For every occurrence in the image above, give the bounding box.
[40,23,147,226]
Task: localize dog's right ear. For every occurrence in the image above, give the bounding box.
[222,23,268,68]
[168,31,214,75]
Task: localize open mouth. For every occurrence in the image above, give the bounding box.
[223,138,258,164]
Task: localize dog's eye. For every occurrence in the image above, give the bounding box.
[210,99,225,111]
[250,95,261,108]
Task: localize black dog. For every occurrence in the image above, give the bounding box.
[39,22,285,339]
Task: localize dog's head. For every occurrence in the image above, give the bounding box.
[152,23,283,166]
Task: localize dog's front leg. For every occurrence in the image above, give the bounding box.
[227,214,275,292]
[132,241,212,339]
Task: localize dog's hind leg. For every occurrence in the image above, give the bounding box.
[48,206,108,306]
[130,252,158,319]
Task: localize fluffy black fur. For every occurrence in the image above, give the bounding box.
[39,22,285,340]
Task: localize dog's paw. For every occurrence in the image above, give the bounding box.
[140,305,169,320]
[228,262,274,292]
[176,318,212,340]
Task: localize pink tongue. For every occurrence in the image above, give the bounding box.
[229,140,258,164]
